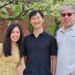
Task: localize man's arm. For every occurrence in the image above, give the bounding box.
[51,56,57,75]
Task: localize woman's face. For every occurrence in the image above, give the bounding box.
[10,27,20,43]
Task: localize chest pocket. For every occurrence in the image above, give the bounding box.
[68,32,75,45]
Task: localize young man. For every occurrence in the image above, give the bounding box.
[56,3,75,75]
[23,10,58,75]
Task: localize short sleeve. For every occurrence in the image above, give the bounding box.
[49,36,58,56]
[0,43,3,57]
[22,37,27,56]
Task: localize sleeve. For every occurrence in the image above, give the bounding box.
[0,43,3,57]
[22,37,27,56]
[49,36,58,56]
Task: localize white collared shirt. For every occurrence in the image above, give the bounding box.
[56,24,75,75]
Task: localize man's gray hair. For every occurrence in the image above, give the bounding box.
[60,3,75,13]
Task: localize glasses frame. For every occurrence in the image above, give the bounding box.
[61,13,75,17]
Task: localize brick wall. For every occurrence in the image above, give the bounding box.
[0,16,55,43]
[0,21,8,42]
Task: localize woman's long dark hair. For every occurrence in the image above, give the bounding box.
[3,23,23,57]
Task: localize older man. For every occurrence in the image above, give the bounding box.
[56,3,75,75]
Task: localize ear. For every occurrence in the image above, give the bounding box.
[73,14,75,21]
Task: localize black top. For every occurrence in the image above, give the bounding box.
[23,31,58,75]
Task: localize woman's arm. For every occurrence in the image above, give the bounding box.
[17,56,26,75]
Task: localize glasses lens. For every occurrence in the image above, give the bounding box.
[61,13,73,17]
[67,13,72,16]
[61,14,66,17]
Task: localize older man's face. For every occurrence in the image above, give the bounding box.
[61,9,75,28]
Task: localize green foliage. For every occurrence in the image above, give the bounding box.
[46,24,57,35]
[28,24,34,33]
[12,4,22,16]
[0,0,75,20]
[63,0,75,3]
[0,0,75,34]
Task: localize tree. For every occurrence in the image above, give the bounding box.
[0,0,75,35]
[0,0,75,20]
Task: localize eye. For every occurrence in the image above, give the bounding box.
[16,31,20,33]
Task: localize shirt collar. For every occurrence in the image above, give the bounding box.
[70,24,75,30]
[60,24,75,33]
[31,31,45,36]
[60,27,65,33]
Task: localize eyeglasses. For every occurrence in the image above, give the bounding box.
[61,13,75,17]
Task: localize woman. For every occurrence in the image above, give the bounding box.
[0,23,24,75]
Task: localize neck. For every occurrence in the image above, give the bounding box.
[33,26,44,38]
[64,25,73,31]
[11,42,17,47]
[64,26,69,31]
[11,42,18,51]
[64,23,74,30]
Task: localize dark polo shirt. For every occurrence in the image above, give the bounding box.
[23,31,57,75]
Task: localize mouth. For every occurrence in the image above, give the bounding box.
[13,37,19,40]
[64,19,70,23]
[35,23,40,25]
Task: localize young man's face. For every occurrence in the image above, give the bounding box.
[61,9,75,28]
[30,13,44,29]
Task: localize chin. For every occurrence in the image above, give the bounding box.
[12,40,18,43]
[35,25,41,28]
[35,27,41,29]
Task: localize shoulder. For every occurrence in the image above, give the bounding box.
[0,43,3,49]
[44,32,56,41]
[57,27,63,33]
[45,31,55,38]
[23,34,32,43]
[44,31,52,37]
[23,34,32,40]
[0,43,3,56]
[56,27,64,37]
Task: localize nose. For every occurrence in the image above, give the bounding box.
[65,15,69,18]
